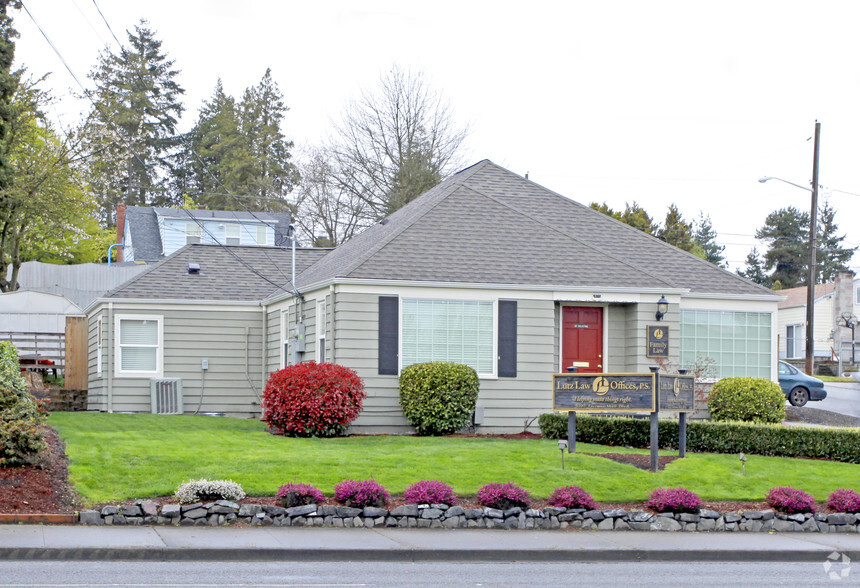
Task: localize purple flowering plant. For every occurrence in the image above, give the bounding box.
[766,486,817,514]
[403,480,457,505]
[476,482,530,510]
[334,479,390,508]
[826,489,860,513]
[547,486,598,510]
[276,482,325,507]
[646,487,703,514]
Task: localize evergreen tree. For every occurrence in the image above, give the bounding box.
[589,201,621,220]
[620,202,658,235]
[83,20,184,223]
[815,199,856,283]
[755,207,809,288]
[658,204,695,252]
[693,212,726,266]
[737,247,769,285]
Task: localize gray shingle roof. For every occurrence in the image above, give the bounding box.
[105,244,330,302]
[125,206,163,262]
[296,160,777,297]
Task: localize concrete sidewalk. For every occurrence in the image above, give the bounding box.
[1,525,859,562]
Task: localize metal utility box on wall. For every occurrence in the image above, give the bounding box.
[150,378,183,414]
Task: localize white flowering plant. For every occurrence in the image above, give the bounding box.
[174,479,246,504]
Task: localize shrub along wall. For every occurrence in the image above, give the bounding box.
[537,413,860,464]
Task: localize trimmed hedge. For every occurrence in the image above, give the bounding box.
[538,412,860,464]
[399,362,479,435]
[708,377,785,424]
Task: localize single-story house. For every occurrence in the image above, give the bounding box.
[776,270,857,362]
[87,160,781,432]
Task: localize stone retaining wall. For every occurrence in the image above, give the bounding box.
[78,500,860,533]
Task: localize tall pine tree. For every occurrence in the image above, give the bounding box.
[737,247,769,285]
[815,199,856,283]
[693,213,726,266]
[83,20,184,223]
[658,204,695,252]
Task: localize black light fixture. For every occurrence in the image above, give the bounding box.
[655,295,668,321]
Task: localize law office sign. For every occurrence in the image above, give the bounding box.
[647,325,669,358]
[553,373,656,412]
[657,373,695,412]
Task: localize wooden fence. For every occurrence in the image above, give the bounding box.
[0,317,88,389]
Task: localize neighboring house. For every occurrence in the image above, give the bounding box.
[776,270,858,362]
[116,205,293,263]
[88,160,781,432]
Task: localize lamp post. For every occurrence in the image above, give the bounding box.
[759,121,821,375]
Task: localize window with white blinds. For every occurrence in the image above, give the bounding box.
[401,299,495,376]
[256,225,267,245]
[115,315,162,376]
[225,224,241,245]
[186,222,201,244]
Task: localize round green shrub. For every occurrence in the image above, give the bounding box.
[708,377,785,424]
[0,341,46,467]
[399,362,479,435]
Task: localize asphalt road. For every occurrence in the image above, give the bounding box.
[0,561,852,587]
[806,381,860,419]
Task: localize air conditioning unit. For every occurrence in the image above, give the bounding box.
[150,378,183,415]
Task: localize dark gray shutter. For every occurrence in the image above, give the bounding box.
[378,296,399,375]
[498,300,517,377]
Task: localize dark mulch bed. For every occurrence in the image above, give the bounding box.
[583,452,679,471]
[0,427,81,514]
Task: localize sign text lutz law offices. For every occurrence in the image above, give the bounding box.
[553,374,656,412]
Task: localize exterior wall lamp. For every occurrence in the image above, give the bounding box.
[655,295,669,321]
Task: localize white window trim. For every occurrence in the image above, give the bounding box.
[398,297,498,379]
[96,316,103,376]
[113,314,164,378]
[317,300,326,363]
[186,222,202,244]
[786,323,804,359]
[280,310,289,368]
[225,224,241,245]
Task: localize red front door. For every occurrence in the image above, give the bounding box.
[562,306,603,373]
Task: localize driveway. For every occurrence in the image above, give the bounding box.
[803,381,860,419]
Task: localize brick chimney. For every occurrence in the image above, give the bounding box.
[115,204,127,262]
[833,270,856,350]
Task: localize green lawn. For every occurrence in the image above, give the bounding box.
[49,412,860,505]
[817,375,856,383]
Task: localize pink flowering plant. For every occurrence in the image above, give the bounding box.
[766,486,817,514]
[825,489,860,513]
[646,487,703,514]
[277,482,325,508]
[403,480,457,505]
[547,486,598,510]
[334,479,390,508]
[476,482,530,510]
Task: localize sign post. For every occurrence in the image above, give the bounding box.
[648,366,660,472]
[655,369,695,458]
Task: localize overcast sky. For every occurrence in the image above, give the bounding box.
[13,1,860,273]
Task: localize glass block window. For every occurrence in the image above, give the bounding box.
[680,310,771,378]
[401,299,495,376]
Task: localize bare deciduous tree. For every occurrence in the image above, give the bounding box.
[330,64,468,219]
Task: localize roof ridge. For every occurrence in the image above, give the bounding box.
[295,166,487,285]
[455,183,677,288]
[103,245,189,297]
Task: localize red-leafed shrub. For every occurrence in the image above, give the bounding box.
[476,482,530,510]
[334,479,389,508]
[277,482,325,507]
[403,480,457,505]
[263,362,365,438]
[826,489,860,513]
[547,486,598,510]
[766,486,817,514]
[646,487,703,514]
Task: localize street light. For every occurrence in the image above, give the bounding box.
[758,121,821,376]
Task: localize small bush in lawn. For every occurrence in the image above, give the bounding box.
[334,479,389,508]
[262,361,365,438]
[547,486,597,510]
[646,487,702,514]
[0,341,46,467]
[277,482,325,508]
[403,480,457,505]
[174,479,246,504]
[766,486,816,514]
[476,482,530,510]
[708,377,785,424]
[826,489,860,513]
[399,362,479,436]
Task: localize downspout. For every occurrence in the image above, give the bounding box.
[107,301,113,413]
[329,284,336,365]
[260,302,267,413]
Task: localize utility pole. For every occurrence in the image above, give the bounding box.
[805,121,821,375]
